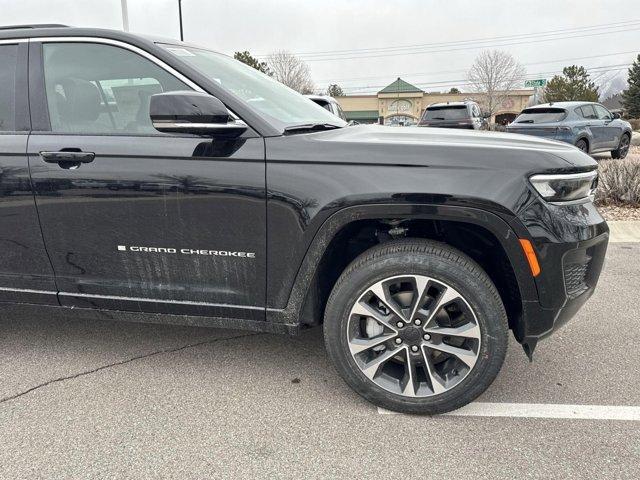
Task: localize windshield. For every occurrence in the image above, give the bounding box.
[161,45,345,131]
[422,105,469,121]
[514,108,567,124]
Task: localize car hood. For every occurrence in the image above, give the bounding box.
[309,125,595,168]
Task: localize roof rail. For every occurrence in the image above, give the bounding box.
[0,24,69,31]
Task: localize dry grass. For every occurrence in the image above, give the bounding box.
[595,155,640,207]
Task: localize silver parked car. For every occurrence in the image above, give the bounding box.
[506,101,633,159]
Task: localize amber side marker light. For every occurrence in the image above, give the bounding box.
[519,239,541,277]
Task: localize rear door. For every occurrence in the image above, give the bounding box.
[26,39,266,320]
[0,39,57,304]
[579,104,606,151]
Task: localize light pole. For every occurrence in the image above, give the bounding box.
[120,0,129,32]
[178,0,184,41]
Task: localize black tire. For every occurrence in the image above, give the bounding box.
[611,133,630,159]
[576,138,589,153]
[323,239,508,415]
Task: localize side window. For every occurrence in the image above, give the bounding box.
[471,105,481,118]
[42,42,191,135]
[335,103,347,121]
[579,105,598,120]
[0,44,19,132]
[594,105,612,120]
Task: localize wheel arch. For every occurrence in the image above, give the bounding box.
[576,135,590,153]
[267,203,539,342]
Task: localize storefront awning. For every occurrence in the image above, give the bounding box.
[345,110,379,121]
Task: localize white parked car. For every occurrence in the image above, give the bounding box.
[306,95,348,121]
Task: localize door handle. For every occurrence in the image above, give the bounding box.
[40,150,95,164]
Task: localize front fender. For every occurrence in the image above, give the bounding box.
[266,203,538,330]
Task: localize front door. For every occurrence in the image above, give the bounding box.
[27,40,266,320]
[0,41,58,305]
[594,104,622,149]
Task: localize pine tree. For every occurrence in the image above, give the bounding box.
[326,84,344,97]
[622,54,640,118]
[544,66,599,103]
[233,51,272,76]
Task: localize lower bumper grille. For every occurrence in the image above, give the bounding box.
[563,261,590,299]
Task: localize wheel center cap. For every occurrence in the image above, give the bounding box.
[400,326,422,345]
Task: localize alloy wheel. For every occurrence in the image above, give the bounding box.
[346,274,481,397]
[619,135,630,157]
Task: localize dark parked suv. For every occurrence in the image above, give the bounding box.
[418,101,486,129]
[0,25,608,414]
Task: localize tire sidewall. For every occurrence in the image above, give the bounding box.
[324,243,508,414]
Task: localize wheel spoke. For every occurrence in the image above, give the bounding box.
[401,348,418,397]
[421,346,447,394]
[424,322,480,340]
[348,333,397,354]
[422,286,461,328]
[350,301,398,332]
[424,342,477,368]
[407,275,430,323]
[369,282,407,322]
[361,346,400,380]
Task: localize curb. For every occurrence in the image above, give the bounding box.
[608,220,640,243]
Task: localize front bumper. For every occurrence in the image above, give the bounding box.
[516,200,609,354]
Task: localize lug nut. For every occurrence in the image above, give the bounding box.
[411,345,419,352]
[414,319,422,326]
[396,321,404,328]
[423,333,431,341]
[395,338,402,345]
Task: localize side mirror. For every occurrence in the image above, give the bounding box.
[150,91,247,137]
[612,112,621,119]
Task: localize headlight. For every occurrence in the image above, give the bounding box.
[529,171,598,203]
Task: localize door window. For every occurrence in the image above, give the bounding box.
[578,105,598,120]
[42,42,190,134]
[0,44,19,132]
[594,105,612,120]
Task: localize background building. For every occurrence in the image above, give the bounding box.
[336,78,534,126]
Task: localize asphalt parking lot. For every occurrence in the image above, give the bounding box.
[1,241,640,479]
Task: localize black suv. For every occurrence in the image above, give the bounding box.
[0,25,608,415]
[418,100,486,130]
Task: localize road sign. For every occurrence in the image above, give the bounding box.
[525,79,547,88]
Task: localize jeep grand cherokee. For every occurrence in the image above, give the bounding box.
[0,25,608,414]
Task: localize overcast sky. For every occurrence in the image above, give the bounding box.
[2,0,639,95]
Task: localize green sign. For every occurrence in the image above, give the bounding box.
[525,79,547,88]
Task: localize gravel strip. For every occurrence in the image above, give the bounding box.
[598,205,640,221]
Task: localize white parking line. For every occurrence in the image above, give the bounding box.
[378,402,640,421]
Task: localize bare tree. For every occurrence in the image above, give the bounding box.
[467,50,526,117]
[268,50,315,94]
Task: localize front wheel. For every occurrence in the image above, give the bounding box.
[611,134,630,159]
[323,239,508,415]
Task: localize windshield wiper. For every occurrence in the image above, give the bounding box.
[284,123,343,134]
[431,117,446,120]
[517,120,535,123]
